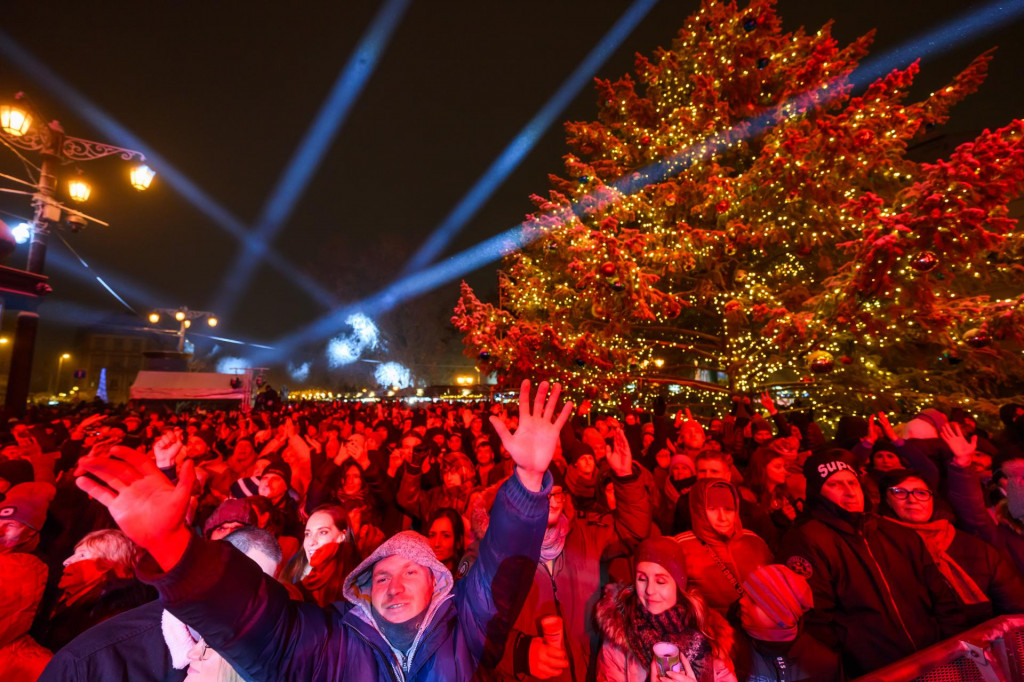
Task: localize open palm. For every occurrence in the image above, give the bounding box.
[490,379,573,491]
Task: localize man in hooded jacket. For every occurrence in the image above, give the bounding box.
[777,450,964,676]
[73,380,571,682]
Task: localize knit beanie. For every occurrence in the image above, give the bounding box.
[0,481,56,531]
[203,497,257,538]
[634,536,687,592]
[669,453,696,475]
[802,449,857,501]
[741,564,813,633]
[261,459,292,485]
[769,436,800,460]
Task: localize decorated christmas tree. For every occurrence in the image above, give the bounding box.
[453,0,1024,423]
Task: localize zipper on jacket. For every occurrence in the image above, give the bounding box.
[862,538,918,651]
[352,627,404,682]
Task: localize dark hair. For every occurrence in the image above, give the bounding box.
[745,446,784,499]
[279,504,351,585]
[426,507,465,567]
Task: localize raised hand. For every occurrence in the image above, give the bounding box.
[606,425,634,477]
[489,380,573,492]
[940,422,977,469]
[75,445,195,571]
[153,431,183,469]
[759,391,777,415]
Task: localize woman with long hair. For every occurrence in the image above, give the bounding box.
[426,507,466,575]
[741,445,802,540]
[596,537,736,681]
[278,505,361,606]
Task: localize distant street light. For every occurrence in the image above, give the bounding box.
[147,307,218,353]
[54,352,71,394]
[0,92,155,416]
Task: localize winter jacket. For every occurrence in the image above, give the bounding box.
[39,600,184,682]
[139,471,550,681]
[946,461,1024,573]
[500,465,653,682]
[0,552,51,682]
[674,480,773,616]
[731,629,842,682]
[595,584,736,682]
[777,503,965,676]
[39,574,157,652]
[943,524,1024,625]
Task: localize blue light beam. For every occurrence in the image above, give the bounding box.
[251,0,1024,366]
[211,0,411,316]
[0,29,340,310]
[400,0,660,276]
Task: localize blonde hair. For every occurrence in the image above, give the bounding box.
[75,529,138,578]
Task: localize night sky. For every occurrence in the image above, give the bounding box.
[1,1,1021,390]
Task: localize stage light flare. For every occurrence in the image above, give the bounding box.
[289,361,311,382]
[375,361,411,389]
[327,335,362,367]
[216,356,247,374]
[12,222,31,244]
[347,312,379,348]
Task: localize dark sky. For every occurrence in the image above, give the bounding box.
[1,0,1021,389]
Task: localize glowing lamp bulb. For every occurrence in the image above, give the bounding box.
[174,311,186,322]
[61,353,70,359]
[183,320,191,328]
[148,312,160,324]
[0,105,31,136]
[130,164,156,190]
[12,222,32,245]
[207,317,218,327]
[68,178,91,202]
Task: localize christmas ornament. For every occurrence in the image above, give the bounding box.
[910,251,938,272]
[963,328,991,348]
[807,351,834,374]
[640,134,651,144]
[611,279,625,291]
[478,351,491,361]
[600,262,617,276]
[578,175,590,184]
[840,355,853,365]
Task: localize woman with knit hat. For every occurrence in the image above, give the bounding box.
[674,479,773,617]
[877,468,1024,627]
[596,536,736,682]
[731,564,841,681]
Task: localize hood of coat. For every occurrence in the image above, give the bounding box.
[0,552,47,648]
[343,530,454,615]
[689,478,742,543]
[595,582,633,650]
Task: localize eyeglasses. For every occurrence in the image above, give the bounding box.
[196,640,212,661]
[548,490,565,500]
[888,487,933,501]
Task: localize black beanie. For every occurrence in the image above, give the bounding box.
[802,449,858,501]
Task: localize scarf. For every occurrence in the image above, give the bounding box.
[565,466,597,501]
[58,558,116,606]
[891,518,989,605]
[540,514,570,562]
[621,587,712,681]
[302,541,358,606]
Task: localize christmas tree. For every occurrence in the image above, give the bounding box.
[453,0,1024,423]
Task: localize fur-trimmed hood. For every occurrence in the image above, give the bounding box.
[595,582,633,650]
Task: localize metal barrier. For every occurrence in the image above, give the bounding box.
[855,617,1024,682]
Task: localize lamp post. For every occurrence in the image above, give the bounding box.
[0,93,154,416]
[53,352,70,394]
[147,307,219,353]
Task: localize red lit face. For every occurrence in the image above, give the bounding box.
[371,555,434,624]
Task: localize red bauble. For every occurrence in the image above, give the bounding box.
[839,355,853,365]
[807,351,834,374]
[640,134,651,144]
[600,262,617,276]
[910,251,939,272]
[963,328,991,348]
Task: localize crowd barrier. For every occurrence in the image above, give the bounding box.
[855,616,1024,682]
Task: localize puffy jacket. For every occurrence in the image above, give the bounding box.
[500,465,652,682]
[140,471,550,681]
[777,503,964,676]
[0,552,51,682]
[946,462,1024,573]
[674,479,773,616]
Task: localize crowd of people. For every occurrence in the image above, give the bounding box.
[1,381,1023,681]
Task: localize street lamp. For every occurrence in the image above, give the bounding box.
[147,307,219,353]
[54,352,71,394]
[0,92,155,416]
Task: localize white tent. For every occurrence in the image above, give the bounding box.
[130,371,246,401]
